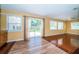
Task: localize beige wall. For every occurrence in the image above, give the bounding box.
[66,20,79,47]
[0,9,44,42]
[1,9,67,42]
[0,9,1,30]
[1,9,79,42]
[1,14,6,31]
[1,9,24,42]
[44,16,66,36]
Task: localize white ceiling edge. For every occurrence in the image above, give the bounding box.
[1,4,79,21]
[0,8,46,19]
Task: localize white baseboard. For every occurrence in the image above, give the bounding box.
[7,38,24,43]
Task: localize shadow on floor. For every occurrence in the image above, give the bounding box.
[0,42,15,54]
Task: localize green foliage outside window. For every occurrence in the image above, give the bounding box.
[30,18,41,32]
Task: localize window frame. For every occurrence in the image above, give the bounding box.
[7,15,22,32]
[71,22,79,30]
[50,20,64,30]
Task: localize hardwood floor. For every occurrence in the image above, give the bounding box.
[0,42,15,54]
[44,33,79,54]
[8,37,67,54]
[1,34,79,54]
[45,39,78,54]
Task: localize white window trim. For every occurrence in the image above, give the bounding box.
[7,15,22,32]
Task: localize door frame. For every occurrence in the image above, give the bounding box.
[23,16,45,40]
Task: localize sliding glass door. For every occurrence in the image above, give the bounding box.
[28,17,43,38]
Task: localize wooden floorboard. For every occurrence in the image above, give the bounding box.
[0,37,67,54]
[0,42,15,54]
[1,36,79,54]
[73,48,79,54]
[45,38,79,54]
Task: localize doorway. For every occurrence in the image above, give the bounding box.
[28,17,43,38]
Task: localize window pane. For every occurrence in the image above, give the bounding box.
[50,21,57,30]
[7,16,22,32]
[58,22,63,30]
[28,17,42,32]
[16,24,22,30]
[71,22,79,30]
[8,16,15,23]
[16,17,22,23]
[8,24,22,32]
[8,16,22,23]
[8,24,15,31]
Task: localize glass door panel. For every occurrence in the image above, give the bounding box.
[28,17,43,38]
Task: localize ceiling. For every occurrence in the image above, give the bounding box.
[1,4,79,20]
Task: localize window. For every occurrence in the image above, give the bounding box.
[7,16,22,32]
[50,20,64,30]
[50,21,57,30]
[71,22,79,30]
[28,17,42,32]
[58,22,64,30]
